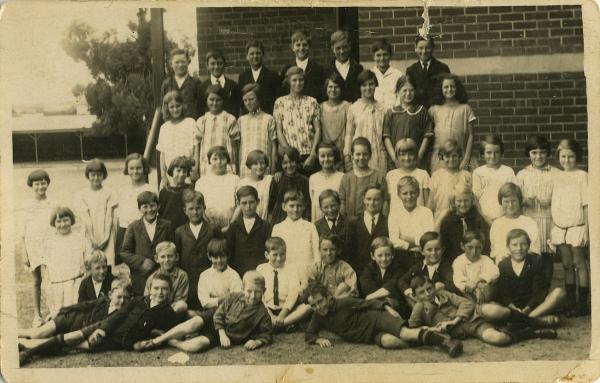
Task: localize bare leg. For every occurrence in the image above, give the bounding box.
[19,320,57,339]
[19,338,51,348]
[377,333,410,349]
[558,245,575,285]
[153,316,205,345]
[31,267,43,320]
[479,328,511,347]
[283,304,312,326]
[397,327,422,342]
[168,335,212,353]
[171,301,188,315]
[530,288,566,318]
[479,303,511,323]
[572,247,589,287]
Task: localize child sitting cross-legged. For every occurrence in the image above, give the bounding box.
[78,250,114,303]
[133,271,272,353]
[143,241,189,316]
[304,280,463,357]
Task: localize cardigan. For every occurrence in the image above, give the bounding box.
[359,259,405,299]
[238,66,282,115]
[497,253,547,309]
[405,57,450,108]
[226,213,272,276]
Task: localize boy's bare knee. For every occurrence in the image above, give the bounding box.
[482,329,510,347]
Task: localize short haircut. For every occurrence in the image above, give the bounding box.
[291,30,311,44]
[316,142,341,163]
[241,83,260,97]
[318,189,341,206]
[330,30,349,46]
[245,40,264,54]
[319,233,344,249]
[557,138,583,162]
[440,138,463,157]
[281,146,301,163]
[243,270,265,290]
[85,158,108,179]
[461,230,485,245]
[449,183,475,210]
[27,169,50,187]
[364,184,383,199]
[182,189,205,207]
[370,236,394,253]
[506,228,531,246]
[397,176,420,195]
[111,278,133,296]
[169,48,190,61]
[204,84,226,101]
[265,236,286,252]
[524,135,551,157]
[351,137,372,155]
[497,182,523,205]
[322,72,345,99]
[371,37,392,54]
[84,249,107,270]
[283,189,304,204]
[394,75,416,94]
[150,271,173,292]
[306,278,330,299]
[479,134,504,156]
[432,73,468,105]
[410,274,430,294]
[207,145,231,163]
[162,90,187,121]
[419,231,441,249]
[285,66,304,79]
[205,49,226,65]
[395,138,417,155]
[245,149,269,168]
[414,35,435,47]
[236,185,259,202]
[356,69,378,87]
[137,191,159,208]
[207,238,228,258]
[167,156,195,176]
[50,206,75,226]
[123,153,150,175]
[155,241,177,256]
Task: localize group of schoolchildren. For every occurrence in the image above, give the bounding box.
[17,28,589,365]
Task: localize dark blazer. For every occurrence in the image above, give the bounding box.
[280,59,326,102]
[57,295,113,332]
[324,59,364,103]
[315,214,351,261]
[405,57,450,108]
[120,218,174,296]
[439,207,490,263]
[268,173,311,224]
[359,259,404,298]
[198,77,241,117]
[174,221,221,309]
[226,214,272,276]
[346,214,389,275]
[497,254,547,309]
[78,269,114,303]
[160,75,203,120]
[238,66,282,115]
[158,185,193,230]
[398,259,458,295]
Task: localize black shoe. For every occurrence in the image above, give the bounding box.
[534,329,557,339]
[440,337,463,358]
[19,350,32,366]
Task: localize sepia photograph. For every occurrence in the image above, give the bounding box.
[0,0,598,382]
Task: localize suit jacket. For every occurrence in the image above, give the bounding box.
[439,207,490,263]
[347,214,389,275]
[325,59,364,103]
[198,77,241,117]
[280,59,326,102]
[359,259,405,299]
[120,218,174,296]
[497,253,547,309]
[160,75,203,120]
[58,295,113,331]
[405,57,450,108]
[398,259,458,295]
[78,269,114,303]
[238,66,282,115]
[174,221,221,308]
[226,214,272,276]
[315,214,351,261]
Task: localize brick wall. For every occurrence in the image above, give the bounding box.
[358,5,583,61]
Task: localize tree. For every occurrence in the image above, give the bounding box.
[62,9,183,141]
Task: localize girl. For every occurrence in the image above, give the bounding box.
[551,139,589,316]
[427,139,472,228]
[320,73,350,159]
[116,153,155,256]
[195,146,240,232]
[159,156,195,230]
[309,143,344,222]
[370,38,403,109]
[339,137,387,218]
[238,150,273,221]
[156,91,197,188]
[383,75,433,169]
[428,74,476,173]
[195,84,238,177]
[235,83,277,179]
[17,170,56,327]
[344,70,387,173]
[472,135,516,224]
[274,66,321,176]
[268,146,311,224]
[76,159,118,266]
[386,138,430,215]
[46,207,87,317]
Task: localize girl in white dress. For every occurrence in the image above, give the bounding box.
[238,150,273,220]
[309,143,344,222]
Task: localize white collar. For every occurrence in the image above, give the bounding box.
[211,74,225,86]
[335,60,350,68]
[296,57,309,70]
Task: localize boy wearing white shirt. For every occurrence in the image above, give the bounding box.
[198,50,241,117]
[370,38,403,108]
[280,30,325,102]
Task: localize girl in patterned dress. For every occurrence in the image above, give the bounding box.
[309,143,344,222]
[320,73,350,161]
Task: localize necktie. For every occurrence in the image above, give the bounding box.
[460,217,468,235]
[371,215,376,235]
[330,218,337,232]
[273,270,279,307]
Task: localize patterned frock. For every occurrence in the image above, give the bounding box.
[345,99,388,173]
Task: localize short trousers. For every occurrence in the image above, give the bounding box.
[54,311,85,334]
[451,317,494,340]
[371,311,406,341]
[551,224,586,247]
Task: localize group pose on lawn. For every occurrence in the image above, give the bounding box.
[16,28,589,365]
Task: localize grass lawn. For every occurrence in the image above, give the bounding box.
[8,161,592,367]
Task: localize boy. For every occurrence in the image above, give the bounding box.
[133,271,272,353]
[160,48,202,119]
[227,185,272,276]
[19,279,132,365]
[238,40,281,115]
[175,190,221,309]
[271,190,320,285]
[78,250,114,303]
[306,234,358,299]
[120,191,174,296]
[370,38,403,108]
[280,30,326,102]
[198,50,241,117]
[257,237,312,329]
[314,189,350,259]
[405,36,450,107]
[144,241,189,315]
[325,30,364,102]
[305,280,463,357]
[497,229,565,319]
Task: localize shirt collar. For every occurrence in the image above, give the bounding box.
[296,57,309,69]
[210,74,225,85]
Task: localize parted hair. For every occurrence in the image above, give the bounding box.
[85,158,108,179]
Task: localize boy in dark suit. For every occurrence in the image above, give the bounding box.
[120,191,174,296]
[280,30,326,102]
[405,36,450,108]
[238,40,281,115]
[78,250,114,303]
[160,48,202,119]
[325,30,363,103]
[198,50,241,117]
[314,189,350,261]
